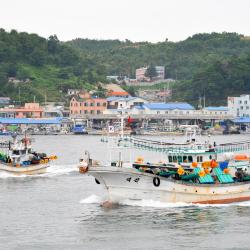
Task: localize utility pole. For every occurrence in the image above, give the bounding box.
[203,95,206,108]
[18,87,21,105]
[44,92,47,106]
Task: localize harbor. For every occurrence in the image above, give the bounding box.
[1,134,250,249]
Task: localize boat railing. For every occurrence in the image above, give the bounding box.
[120,136,250,154]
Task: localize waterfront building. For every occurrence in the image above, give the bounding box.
[201,106,229,116]
[228,95,250,117]
[103,97,147,115]
[0,103,43,118]
[131,102,195,115]
[70,92,107,117]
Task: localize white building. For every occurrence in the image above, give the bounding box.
[155,66,165,80]
[228,95,250,117]
[67,89,80,96]
[103,97,147,115]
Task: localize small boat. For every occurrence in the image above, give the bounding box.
[72,125,88,135]
[0,134,57,175]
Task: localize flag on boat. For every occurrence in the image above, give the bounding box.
[127,116,133,123]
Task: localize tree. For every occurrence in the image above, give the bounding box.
[145,65,157,80]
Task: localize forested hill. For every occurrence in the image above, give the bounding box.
[68,33,250,80]
[1,29,250,105]
[68,33,250,105]
[0,29,106,103]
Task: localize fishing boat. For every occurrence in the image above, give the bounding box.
[0,134,57,175]
[80,132,250,204]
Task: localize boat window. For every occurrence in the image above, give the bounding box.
[197,156,203,162]
[168,156,173,162]
[183,156,188,162]
[177,156,182,162]
[209,155,212,160]
[13,150,19,155]
[173,156,177,162]
[188,156,193,162]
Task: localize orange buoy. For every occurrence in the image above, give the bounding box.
[192,162,198,168]
[79,166,88,173]
[223,168,230,174]
[177,167,185,176]
[234,154,248,161]
[135,157,144,164]
[199,170,206,177]
[204,168,210,174]
[210,160,218,168]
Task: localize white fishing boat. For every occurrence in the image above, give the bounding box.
[79,117,250,204]
[0,134,57,175]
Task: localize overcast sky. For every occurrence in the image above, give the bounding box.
[1,0,250,42]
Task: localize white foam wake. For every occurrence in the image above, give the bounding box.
[79,195,250,208]
[0,164,77,179]
[44,164,77,176]
[80,194,104,204]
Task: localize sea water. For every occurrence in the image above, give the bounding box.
[0,135,250,250]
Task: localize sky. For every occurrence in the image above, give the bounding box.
[1,0,250,42]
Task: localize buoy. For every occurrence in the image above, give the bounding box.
[223,168,230,174]
[210,160,218,168]
[204,168,210,174]
[79,166,88,173]
[177,167,185,176]
[202,161,211,168]
[199,170,206,177]
[192,162,198,168]
[234,154,248,161]
[135,157,144,164]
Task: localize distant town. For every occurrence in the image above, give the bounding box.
[0,65,250,135]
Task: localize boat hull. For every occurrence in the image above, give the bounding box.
[0,163,49,175]
[87,166,250,204]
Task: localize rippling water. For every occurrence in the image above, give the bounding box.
[1,134,250,250]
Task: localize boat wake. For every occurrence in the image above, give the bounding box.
[44,164,77,176]
[79,195,250,208]
[80,194,104,204]
[0,164,77,179]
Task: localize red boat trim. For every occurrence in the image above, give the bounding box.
[193,196,250,204]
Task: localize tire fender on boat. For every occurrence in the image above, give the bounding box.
[95,178,100,184]
[153,177,160,187]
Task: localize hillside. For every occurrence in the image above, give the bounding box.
[69,33,250,105]
[1,29,250,106]
[0,29,106,103]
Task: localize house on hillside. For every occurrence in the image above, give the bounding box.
[0,97,11,107]
[107,91,130,98]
